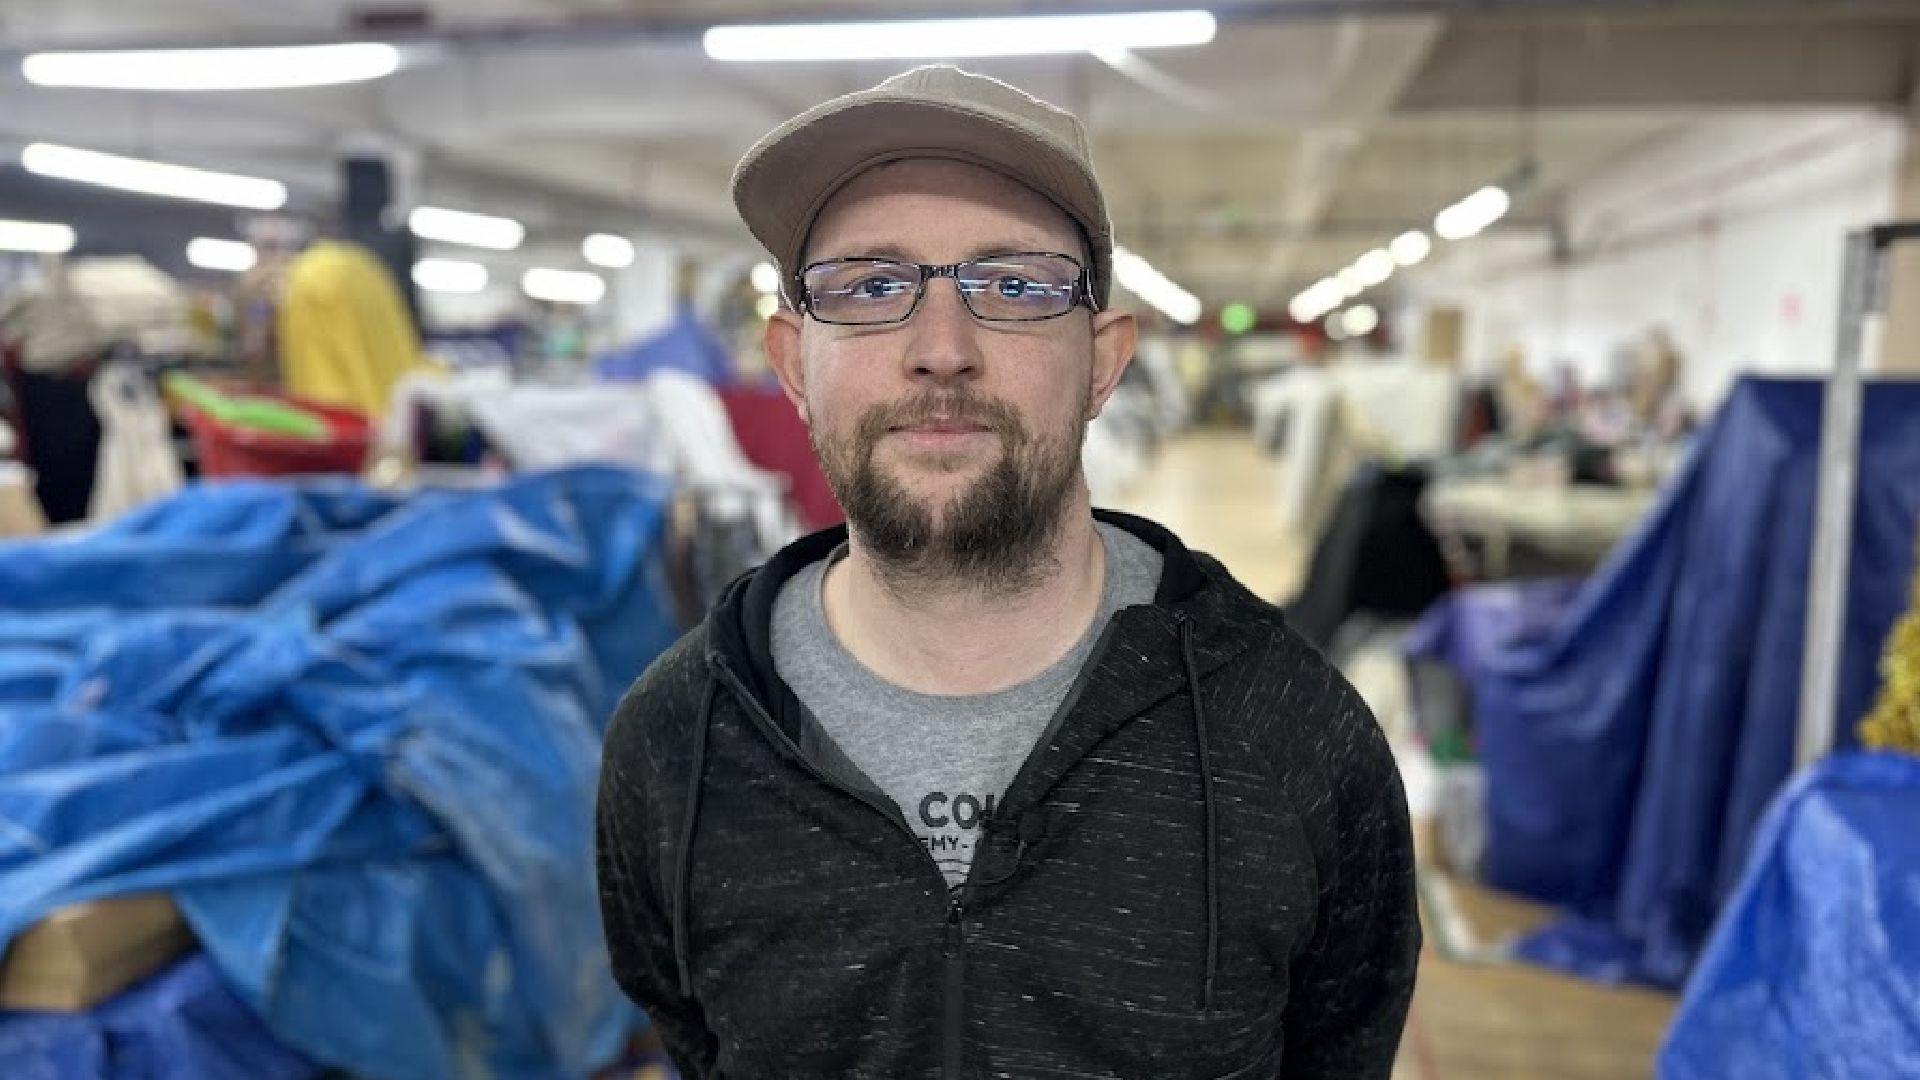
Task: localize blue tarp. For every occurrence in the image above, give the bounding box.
[1410,377,1920,987]
[0,466,683,1078]
[0,952,320,1080]
[595,304,735,385]
[1660,751,1920,1079]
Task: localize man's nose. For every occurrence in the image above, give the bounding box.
[902,277,984,382]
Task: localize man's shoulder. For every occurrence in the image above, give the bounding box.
[605,623,715,764]
[1193,561,1390,784]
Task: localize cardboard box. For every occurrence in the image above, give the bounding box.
[0,462,46,538]
[0,894,196,1012]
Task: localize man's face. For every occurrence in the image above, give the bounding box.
[764,158,1135,590]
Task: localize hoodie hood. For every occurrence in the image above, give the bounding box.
[705,508,1222,744]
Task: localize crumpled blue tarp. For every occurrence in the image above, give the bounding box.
[595,304,735,385]
[1659,751,1920,1079]
[0,952,320,1080]
[1401,578,1584,692]
[1413,377,1920,988]
[0,466,683,1079]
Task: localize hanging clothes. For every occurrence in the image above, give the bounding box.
[718,385,842,530]
[277,241,422,419]
[87,362,184,521]
[594,303,735,384]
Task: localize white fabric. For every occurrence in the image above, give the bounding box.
[388,371,795,548]
[1252,359,1462,542]
[87,362,184,522]
[67,258,207,360]
[0,257,207,372]
[0,272,109,373]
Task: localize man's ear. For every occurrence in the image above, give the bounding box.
[763,309,808,417]
[1086,310,1138,420]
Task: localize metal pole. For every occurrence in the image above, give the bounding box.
[1793,226,1910,767]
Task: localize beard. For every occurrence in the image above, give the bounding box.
[812,387,1087,597]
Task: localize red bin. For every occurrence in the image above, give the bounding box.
[179,393,373,479]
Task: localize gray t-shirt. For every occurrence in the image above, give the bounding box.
[772,522,1163,888]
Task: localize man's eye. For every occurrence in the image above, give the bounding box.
[995,276,1035,298]
[852,277,908,299]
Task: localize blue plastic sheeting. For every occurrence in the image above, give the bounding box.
[1401,578,1584,693]
[0,479,402,614]
[0,466,683,1079]
[1411,377,1920,988]
[0,952,320,1080]
[595,304,735,385]
[1660,751,1920,1079]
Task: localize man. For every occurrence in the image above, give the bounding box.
[596,65,1419,1079]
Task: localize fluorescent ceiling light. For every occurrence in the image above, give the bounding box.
[0,218,76,254]
[1390,230,1431,266]
[22,143,287,210]
[1435,185,1511,241]
[583,233,635,269]
[1291,278,1347,323]
[523,268,605,305]
[755,294,780,320]
[705,10,1216,62]
[750,262,781,294]
[1354,249,1395,288]
[1335,266,1366,297]
[1342,304,1380,337]
[23,43,400,91]
[410,206,524,251]
[1112,245,1202,326]
[187,238,256,273]
[413,258,488,294]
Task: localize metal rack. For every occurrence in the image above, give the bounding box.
[1794,221,1920,768]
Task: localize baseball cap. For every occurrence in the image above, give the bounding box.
[730,64,1114,309]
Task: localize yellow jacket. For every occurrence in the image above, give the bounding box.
[278,241,421,418]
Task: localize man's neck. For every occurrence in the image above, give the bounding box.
[822,500,1107,696]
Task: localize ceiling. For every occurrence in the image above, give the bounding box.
[1,0,1916,314]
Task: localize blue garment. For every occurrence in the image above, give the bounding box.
[1409,377,1920,987]
[0,466,682,1079]
[595,304,734,384]
[1660,751,1920,1079]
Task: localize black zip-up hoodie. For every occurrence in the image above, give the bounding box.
[596,510,1420,1079]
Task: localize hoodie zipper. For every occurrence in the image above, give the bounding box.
[709,657,969,1077]
[943,897,966,1080]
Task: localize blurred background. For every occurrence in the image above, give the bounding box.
[2,2,1919,1078]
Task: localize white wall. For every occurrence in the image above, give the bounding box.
[1403,110,1908,412]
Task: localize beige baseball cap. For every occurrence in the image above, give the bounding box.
[730,64,1114,309]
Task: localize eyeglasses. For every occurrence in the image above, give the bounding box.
[797,252,1098,326]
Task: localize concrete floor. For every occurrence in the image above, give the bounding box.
[1103,428,1678,1080]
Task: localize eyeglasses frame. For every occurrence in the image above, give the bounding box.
[793,251,1102,326]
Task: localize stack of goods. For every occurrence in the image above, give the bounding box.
[1406,377,1920,989]
[1660,534,1920,1078]
[1658,749,1920,1079]
[0,256,213,523]
[0,468,684,1077]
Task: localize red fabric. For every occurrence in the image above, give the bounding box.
[718,385,842,531]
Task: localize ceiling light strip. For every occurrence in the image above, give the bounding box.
[22,143,287,210]
[22,43,401,92]
[704,11,1216,62]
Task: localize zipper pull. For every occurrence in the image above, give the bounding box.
[944,898,964,948]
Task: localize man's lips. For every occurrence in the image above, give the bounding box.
[891,419,993,435]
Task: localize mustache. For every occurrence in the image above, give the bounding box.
[858,391,1024,441]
